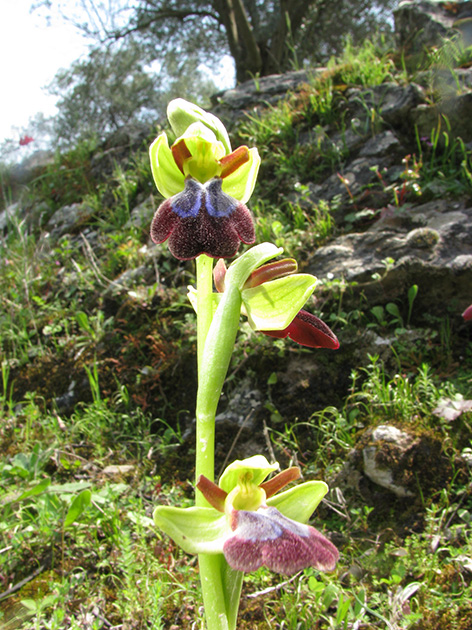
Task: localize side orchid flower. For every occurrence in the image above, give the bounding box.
[149,99,260,260]
[211,255,339,349]
[154,456,339,575]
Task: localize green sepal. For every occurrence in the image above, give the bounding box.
[149,133,185,198]
[266,480,328,524]
[153,505,226,555]
[242,274,318,331]
[219,455,279,494]
[167,98,232,154]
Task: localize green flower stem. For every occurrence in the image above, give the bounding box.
[195,275,242,486]
[195,255,244,630]
[199,556,243,630]
[196,254,215,375]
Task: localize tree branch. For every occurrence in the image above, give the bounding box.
[101,6,221,42]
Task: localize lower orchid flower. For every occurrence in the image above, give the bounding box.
[154,456,339,575]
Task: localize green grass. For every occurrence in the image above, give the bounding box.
[1,353,471,628]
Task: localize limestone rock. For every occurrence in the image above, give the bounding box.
[412,92,472,144]
[394,0,468,53]
[8,150,55,186]
[90,122,151,177]
[126,195,156,228]
[344,423,451,500]
[213,70,311,110]
[46,202,95,239]
[307,199,472,317]
[212,69,325,126]
[0,202,21,231]
[346,82,425,131]
[362,425,416,498]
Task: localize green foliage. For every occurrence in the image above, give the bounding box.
[346,356,455,425]
[237,36,398,203]
[48,38,218,147]
[35,0,395,84]
[252,184,334,257]
[28,137,98,210]
[416,118,472,197]
[327,35,396,87]
[426,32,472,75]
[48,41,160,144]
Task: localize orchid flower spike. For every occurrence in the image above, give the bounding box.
[149,99,260,260]
[154,456,339,575]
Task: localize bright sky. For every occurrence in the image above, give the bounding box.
[0,0,235,155]
[0,0,94,145]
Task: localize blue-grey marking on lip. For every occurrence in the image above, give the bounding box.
[205,178,239,218]
[172,178,203,218]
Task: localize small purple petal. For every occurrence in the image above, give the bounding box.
[150,177,255,260]
[223,506,339,575]
[262,310,339,349]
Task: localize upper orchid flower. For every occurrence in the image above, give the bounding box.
[154,455,339,575]
[212,256,339,349]
[149,99,260,260]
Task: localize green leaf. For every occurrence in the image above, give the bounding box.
[15,478,51,502]
[242,274,317,330]
[408,283,418,303]
[76,311,92,333]
[219,455,279,494]
[63,489,92,528]
[267,480,328,523]
[370,305,385,323]
[267,372,278,385]
[386,303,402,320]
[48,482,92,493]
[153,506,226,554]
[127,511,155,528]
